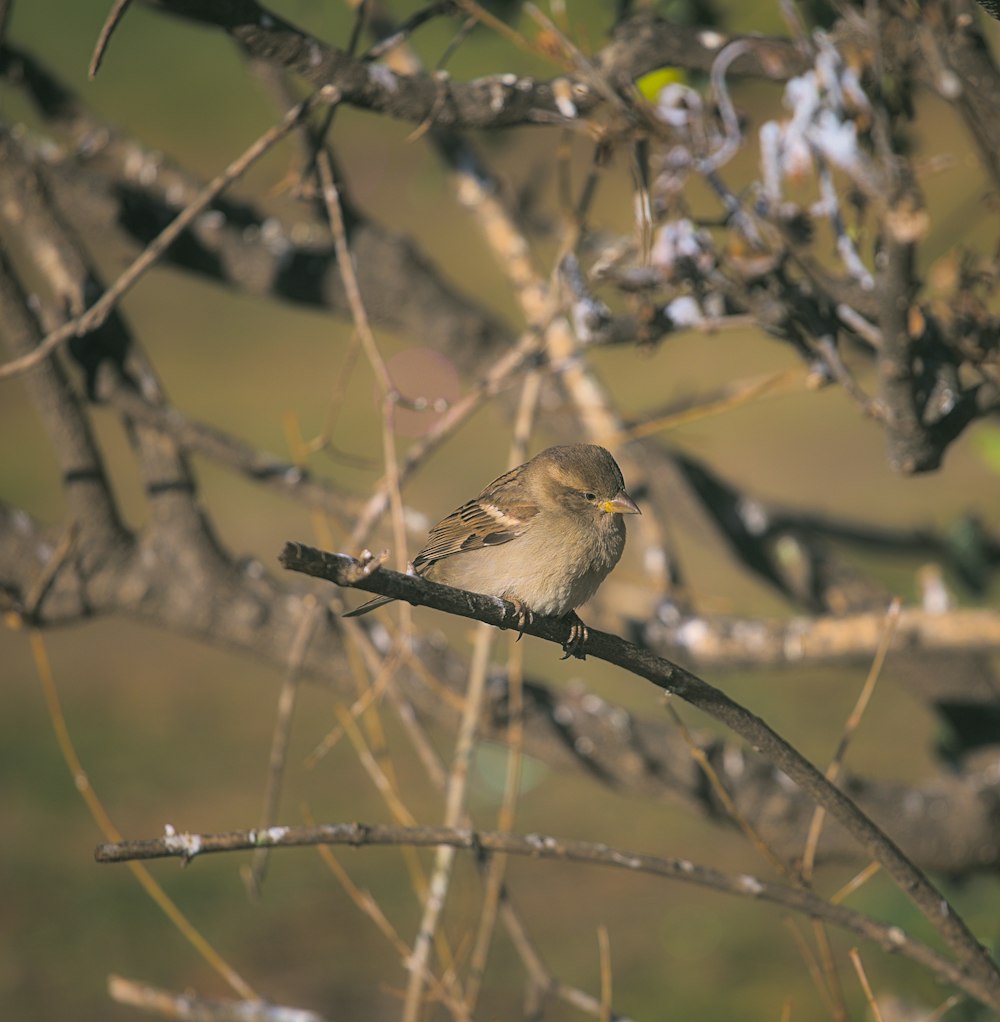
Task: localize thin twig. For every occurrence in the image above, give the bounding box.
[349,329,543,549]
[597,924,613,1022]
[314,151,406,555]
[363,2,453,61]
[615,366,805,443]
[462,637,524,1014]
[664,698,791,877]
[783,918,839,1021]
[107,975,326,1022]
[303,635,404,769]
[924,994,964,1022]
[328,616,451,799]
[102,385,361,525]
[334,699,467,1002]
[304,809,464,1019]
[315,149,412,653]
[402,625,495,1022]
[814,334,881,418]
[802,599,901,879]
[831,861,882,906]
[849,947,885,1022]
[811,921,849,1022]
[95,819,992,1005]
[243,596,322,898]
[22,522,78,621]
[334,564,610,1018]
[313,148,419,851]
[89,0,135,78]
[798,600,901,1022]
[304,327,364,456]
[337,704,418,828]
[456,0,570,69]
[333,707,469,1014]
[463,375,541,1014]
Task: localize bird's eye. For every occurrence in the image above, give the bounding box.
[583,492,597,501]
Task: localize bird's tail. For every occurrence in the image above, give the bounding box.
[342,595,395,618]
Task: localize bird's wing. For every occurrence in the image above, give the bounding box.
[413,468,539,572]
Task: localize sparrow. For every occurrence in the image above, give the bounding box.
[344,444,640,656]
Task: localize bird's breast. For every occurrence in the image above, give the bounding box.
[424,511,625,618]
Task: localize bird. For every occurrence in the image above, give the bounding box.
[344,444,640,657]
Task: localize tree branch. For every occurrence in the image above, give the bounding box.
[279,543,1000,1000]
[145,0,806,131]
[95,820,997,1009]
[646,606,1000,667]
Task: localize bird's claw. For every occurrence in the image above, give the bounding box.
[504,601,587,659]
[559,612,588,660]
[506,598,534,641]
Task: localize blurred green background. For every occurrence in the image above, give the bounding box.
[3,2,1000,1020]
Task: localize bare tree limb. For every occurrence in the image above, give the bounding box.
[95,820,997,1009]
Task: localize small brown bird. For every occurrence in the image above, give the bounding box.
[344,444,640,655]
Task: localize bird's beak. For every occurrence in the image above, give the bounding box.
[601,490,641,515]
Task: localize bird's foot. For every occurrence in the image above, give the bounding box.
[560,611,589,660]
[506,597,534,641]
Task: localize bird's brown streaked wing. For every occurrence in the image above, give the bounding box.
[413,496,538,571]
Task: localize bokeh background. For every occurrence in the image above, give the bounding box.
[3,1,1000,1019]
